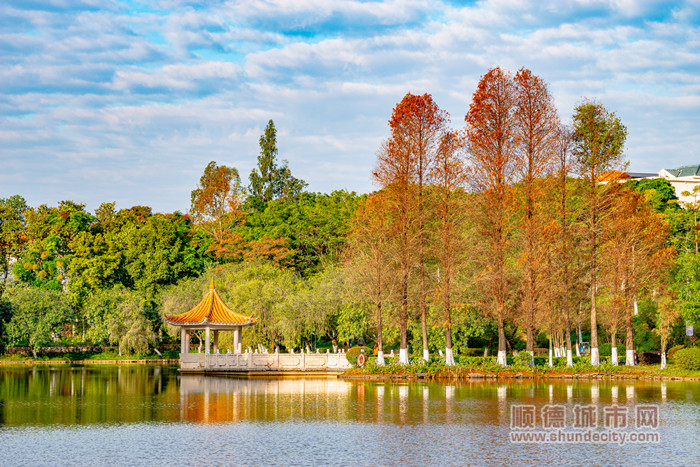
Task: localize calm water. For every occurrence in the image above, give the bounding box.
[0,365,698,465]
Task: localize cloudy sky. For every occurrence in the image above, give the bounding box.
[1,0,699,213]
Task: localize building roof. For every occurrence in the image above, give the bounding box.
[164,278,258,327]
[598,170,629,182]
[626,172,658,179]
[663,165,700,178]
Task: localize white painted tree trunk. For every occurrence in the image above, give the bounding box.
[377,350,385,366]
[423,348,430,362]
[566,348,573,367]
[399,347,409,365]
[575,343,581,357]
[445,347,455,366]
[528,350,534,366]
[548,348,553,367]
[626,349,635,366]
[611,346,618,366]
[497,350,507,367]
[590,347,599,365]
[660,352,666,370]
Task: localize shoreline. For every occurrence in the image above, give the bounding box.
[2,359,698,382]
[0,358,180,366]
[340,371,700,382]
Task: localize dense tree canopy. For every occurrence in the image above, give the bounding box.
[0,68,695,364]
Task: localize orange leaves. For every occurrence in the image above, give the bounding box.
[190,161,244,227]
[374,93,447,190]
[190,161,246,260]
[465,67,519,194]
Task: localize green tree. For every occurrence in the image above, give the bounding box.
[4,285,74,357]
[67,231,126,307]
[12,201,95,290]
[0,195,28,293]
[84,286,154,355]
[121,212,206,327]
[672,252,700,330]
[236,191,360,275]
[248,120,307,209]
[571,99,628,365]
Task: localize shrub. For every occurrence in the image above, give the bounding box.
[457,356,496,366]
[346,346,372,366]
[599,342,625,357]
[667,345,685,360]
[460,348,487,357]
[513,350,533,367]
[670,347,700,371]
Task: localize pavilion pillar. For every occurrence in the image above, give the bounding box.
[185,329,190,353]
[236,326,243,354]
[205,327,211,354]
[233,327,241,354]
[180,327,187,354]
[213,330,219,354]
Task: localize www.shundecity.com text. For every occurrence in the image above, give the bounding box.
[509,403,660,445]
[510,428,659,445]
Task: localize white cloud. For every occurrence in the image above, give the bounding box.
[1,0,699,212]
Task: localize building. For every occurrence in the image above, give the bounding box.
[658,165,700,205]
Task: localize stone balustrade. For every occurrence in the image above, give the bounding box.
[180,351,351,372]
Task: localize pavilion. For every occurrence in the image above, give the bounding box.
[164,278,257,356]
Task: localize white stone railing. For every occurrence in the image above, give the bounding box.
[180,351,351,372]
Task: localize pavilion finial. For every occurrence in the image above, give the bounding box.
[209,277,215,290]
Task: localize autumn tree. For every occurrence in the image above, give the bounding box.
[513,68,561,361]
[571,100,627,365]
[430,130,468,365]
[373,93,447,364]
[465,67,519,366]
[190,161,246,261]
[248,120,307,209]
[346,191,396,365]
[601,185,674,365]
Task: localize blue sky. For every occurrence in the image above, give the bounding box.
[1,0,699,213]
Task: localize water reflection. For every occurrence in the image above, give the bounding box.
[1,365,698,429]
[0,366,699,465]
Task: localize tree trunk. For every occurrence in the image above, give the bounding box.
[497,315,507,366]
[611,332,618,366]
[445,304,454,366]
[376,302,385,366]
[589,180,600,366]
[399,268,409,364]
[421,293,429,362]
[660,341,667,370]
[565,315,573,367]
[625,309,635,366]
[590,275,599,365]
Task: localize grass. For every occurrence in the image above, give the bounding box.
[343,356,700,380]
[0,349,180,363]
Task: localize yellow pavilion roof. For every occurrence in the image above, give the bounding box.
[164,278,258,327]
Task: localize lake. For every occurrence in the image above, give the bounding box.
[0,365,698,465]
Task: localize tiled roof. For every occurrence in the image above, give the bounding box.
[598,170,629,182]
[164,278,258,326]
[664,165,700,178]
